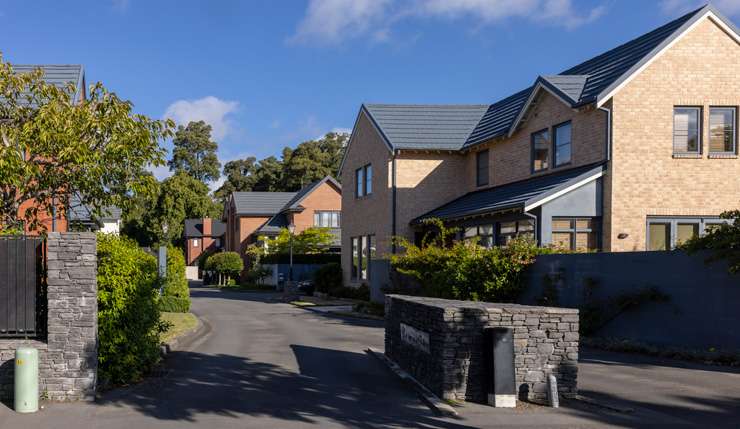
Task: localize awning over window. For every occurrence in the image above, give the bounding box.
[412,163,605,224]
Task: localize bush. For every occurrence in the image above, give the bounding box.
[97,234,165,385]
[158,245,190,312]
[243,265,271,285]
[313,262,343,294]
[391,219,551,302]
[205,251,244,285]
[331,284,370,301]
[682,210,740,274]
[157,295,191,313]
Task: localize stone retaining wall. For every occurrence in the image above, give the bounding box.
[0,232,97,401]
[385,295,578,404]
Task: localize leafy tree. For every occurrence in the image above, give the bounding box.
[149,172,220,245]
[0,60,172,232]
[214,157,257,200]
[205,251,244,285]
[280,132,347,190]
[120,172,160,247]
[168,120,221,183]
[251,156,284,192]
[250,227,334,257]
[683,210,740,274]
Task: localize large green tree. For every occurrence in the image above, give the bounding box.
[280,132,346,190]
[0,59,172,232]
[214,157,257,200]
[168,120,221,183]
[149,172,221,245]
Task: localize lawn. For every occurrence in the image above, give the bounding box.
[160,312,198,344]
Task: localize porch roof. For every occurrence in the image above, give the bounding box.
[412,163,605,224]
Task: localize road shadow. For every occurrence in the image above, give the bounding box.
[580,347,740,374]
[97,346,475,428]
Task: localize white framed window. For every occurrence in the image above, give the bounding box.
[193,239,199,247]
[314,211,341,228]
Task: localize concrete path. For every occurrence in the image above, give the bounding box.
[1,284,739,428]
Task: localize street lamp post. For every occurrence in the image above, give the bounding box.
[288,223,295,282]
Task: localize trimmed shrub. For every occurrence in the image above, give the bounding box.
[97,234,165,385]
[391,219,552,302]
[205,251,244,285]
[157,295,191,313]
[158,245,190,312]
[313,262,343,294]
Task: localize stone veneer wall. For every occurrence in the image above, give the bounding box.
[385,295,578,404]
[0,232,97,401]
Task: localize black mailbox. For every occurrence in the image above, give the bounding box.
[484,327,516,407]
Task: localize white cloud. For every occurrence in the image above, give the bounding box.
[291,0,606,44]
[290,0,393,44]
[661,0,740,16]
[163,96,239,141]
[331,127,352,135]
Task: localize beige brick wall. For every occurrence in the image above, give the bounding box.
[395,151,471,242]
[467,90,607,191]
[609,17,740,251]
[341,111,393,286]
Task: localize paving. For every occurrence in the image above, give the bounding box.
[0,283,739,428]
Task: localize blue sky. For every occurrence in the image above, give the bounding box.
[2,0,739,188]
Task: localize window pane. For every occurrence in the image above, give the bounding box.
[351,237,359,279]
[554,123,572,166]
[480,235,493,248]
[500,222,516,234]
[336,212,341,228]
[365,165,373,195]
[674,108,700,153]
[676,223,699,245]
[476,150,489,186]
[479,224,494,235]
[648,223,671,251]
[331,212,339,228]
[361,236,369,280]
[552,232,573,250]
[575,219,593,230]
[355,168,364,197]
[532,130,550,171]
[314,213,320,226]
[517,220,534,232]
[575,232,598,251]
[552,219,573,231]
[710,108,735,153]
[464,227,477,238]
[322,212,330,227]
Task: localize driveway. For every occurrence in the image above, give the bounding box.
[1,284,739,428]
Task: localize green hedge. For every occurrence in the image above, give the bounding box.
[157,296,191,313]
[158,245,190,312]
[261,253,340,265]
[97,234,165,385]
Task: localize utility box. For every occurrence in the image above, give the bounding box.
[484,327,516,408]
[14,347,39,413]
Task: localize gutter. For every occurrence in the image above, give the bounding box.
[391,151,398,254]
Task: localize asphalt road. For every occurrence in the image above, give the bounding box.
[1,284,739,428]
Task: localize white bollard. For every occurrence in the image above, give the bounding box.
[548,374,559,408]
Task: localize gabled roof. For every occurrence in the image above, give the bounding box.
[357,5,737,152]
[68,194,121,223]
[13,64,85,103]
[231,192,297,216]
[231,176,341,217]
[363,104,489,151]
[412,163,605,224]
[184,219,226,238]
[281,176,341,211]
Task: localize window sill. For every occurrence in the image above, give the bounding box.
[708,153,738,159]
[672,153,702,159]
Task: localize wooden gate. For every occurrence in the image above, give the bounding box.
[0,237,45,338]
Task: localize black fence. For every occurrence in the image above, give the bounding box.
[0,237,45,338]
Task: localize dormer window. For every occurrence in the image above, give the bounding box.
[531,129,550,172]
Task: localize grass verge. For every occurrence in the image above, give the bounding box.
[160,312,198,344]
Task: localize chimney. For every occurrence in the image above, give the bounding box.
[203,218,212,236]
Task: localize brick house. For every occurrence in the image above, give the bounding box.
[223,176,342,268]
[184,218,226,266]
[340,5,740,289]
[10,65,86,234]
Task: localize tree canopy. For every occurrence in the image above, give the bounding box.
[0,59,172,232]
[168,120,221,183]
[215,131,348,199]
